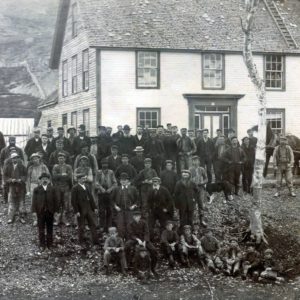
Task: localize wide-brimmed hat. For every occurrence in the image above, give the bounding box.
[78,124,86,131]
[134,146,144,152]
[67,127,76,133]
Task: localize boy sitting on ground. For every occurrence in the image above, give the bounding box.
[103,227,127,276]
[161,220,179,268]
[200,230,223,273]
[224,237,242,276]
[179,225,204,267]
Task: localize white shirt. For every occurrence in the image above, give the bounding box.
[42,144,48,151]
[153,185,160,191]
[79,183,86,190]
[42,184,48,191]
[122,185,129,190]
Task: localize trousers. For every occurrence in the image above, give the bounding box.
[37,210,54,248]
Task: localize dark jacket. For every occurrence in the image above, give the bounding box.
[31,184,58,214]
[144,138,165,158]
[115,164,137,182]
[71,184,97,214]
[221,146,247,166]
[128,219,150,242]
[0,146,24,167]
[147,186,174,215]
[133,134,147,148]
[197,138,215,160]
[24,137,42,158]
[118,135,136,156]
[97,135,110,161]
[130,155,145,174]
[49,150,71,172]
[174,179,198,211]
[111,185,139,210]
[106,154,122,172]
[73,135,91,155]
[134,168,157,188]
[241,144,256,167]
[53,137,71,153]
[160,169,178,195]
[3,162,27,195]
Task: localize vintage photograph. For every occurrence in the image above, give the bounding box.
[0,0,299,299]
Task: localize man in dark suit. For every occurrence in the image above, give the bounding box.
[115,154,137,183]
[32,173,58,252]
[147,177,174,239]
[24,128,42,160]
[118,125,136,157]
[106,145,122,172]
[74,124,91,156]
[112,125,124,144]
[46,127,56,150]
[71,173,98,245]
[97,126,110,167]
[54,127,71,153]
[197,129,215,183]
[133,126,147,148]
[38,134,52,167]
[111,172,139,238]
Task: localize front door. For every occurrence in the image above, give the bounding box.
[195,110,230,138]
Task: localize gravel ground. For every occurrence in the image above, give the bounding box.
[0,186,299,300]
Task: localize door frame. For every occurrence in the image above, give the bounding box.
[183,94,244,133]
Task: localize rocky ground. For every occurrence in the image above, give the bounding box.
[0,186,300,300]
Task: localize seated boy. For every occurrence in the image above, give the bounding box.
[161,220,179,268]
[103,227,127,275]
[224,237,242,276]
[133,245,152,282]
[179,225,204,267]
[258,249,284,283]
[241,246,261,280]
[200,230,223,273]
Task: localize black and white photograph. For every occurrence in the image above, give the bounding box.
[0,0,300,299]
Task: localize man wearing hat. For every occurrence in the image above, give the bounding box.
[213,129,223,146]
[52,152,73,226]
[197,129,215,184]
[162,130,178,165]
[174,169,199,228]
[95,158,117,232]
[74,124,91,156]
[49,140,71,173]
[112,125,124,143]
[212,134,229,182]
[37,134,52,167]
[71,172,98,245]
[133,126,147,148]
[3,152,27,224]
[0,136,24,204]
[118,125,135,157]
[125,210,158,276]
[103,227,127,275]
[224,237,242,276]
[105,127,113,144]
[106,145,122,172]
[46,127,56,153]
[31,173,58,252]
[74,156,94,190]
[54,127,71,154]
[74,142,98,177]
[111,172,139,238]
[221,136,246,198]
[115,154,137,183]
[241,136,255,193]
[130,146,145,173]
[273,135,296,197]
[247,128,258,148]
[66,127,77,163]
[160,160,178,195]
[177,128,197,173]
[134,157,158,217]
[144,129,165,175]
[96,125,110,167]
[161,220,179,268]
[24,128,42,160]
[27,153,50,226]
[147,177,174,239]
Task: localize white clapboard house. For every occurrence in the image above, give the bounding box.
[38,0,300,138]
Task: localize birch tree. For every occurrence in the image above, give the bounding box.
[241,0,267,244]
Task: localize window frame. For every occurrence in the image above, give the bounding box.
[264,55,286,91]
[62,113,68,126]
[266,108,285,134]
[202,53,225,90]
[71,55,78,94]
[136,51,160,89]
[72,3,78,38]
[83,108,90,136]
[62,60,68,97]
[82,49,89,91]
[136,107,161,129]
[71,111,77,129]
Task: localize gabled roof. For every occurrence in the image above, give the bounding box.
[38,89,58,109]
[49,0,300,69]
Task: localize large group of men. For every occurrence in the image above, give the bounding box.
[0,123,295,282]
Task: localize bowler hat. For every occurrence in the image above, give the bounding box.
[79,124,86,131]
[123,125,131,131]
[39,172,50,180]
[134,146,144,152]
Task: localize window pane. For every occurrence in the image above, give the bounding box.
[203,54,223,88]
[137,52,158,87]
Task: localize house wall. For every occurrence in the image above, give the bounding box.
[100,50,300,137]
[39,0,97,136]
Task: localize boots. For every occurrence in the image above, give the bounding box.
[168,254,175,268]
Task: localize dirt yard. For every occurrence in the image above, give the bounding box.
[0,186,299,300]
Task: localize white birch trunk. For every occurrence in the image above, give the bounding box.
[241,0,267,244]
